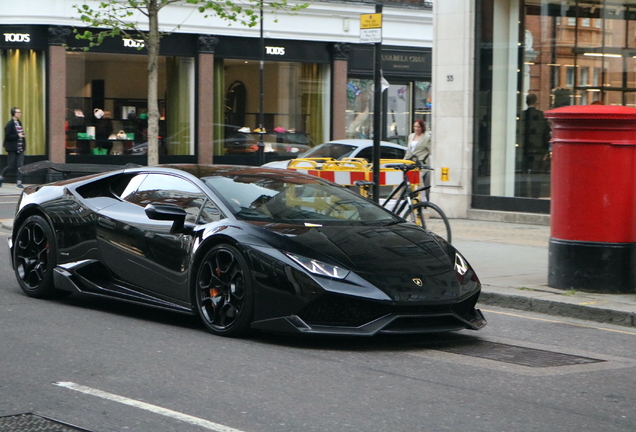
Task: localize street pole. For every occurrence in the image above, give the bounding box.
[372,2,383,202]
[257,0,265,165]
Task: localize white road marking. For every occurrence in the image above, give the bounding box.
[54,382,246,432]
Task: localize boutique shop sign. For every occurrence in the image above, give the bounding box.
[4,33,31,42]
[348,46,432,78]
[265,46,285,55]
[381,53,430,74]
[0,26,47,49]
[123,38,145,48]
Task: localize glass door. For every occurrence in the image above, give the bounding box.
[385,83,411,146]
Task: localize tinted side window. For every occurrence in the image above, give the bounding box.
[118,174,147,201]
[354,146,404,161]
[355,147,373,161]
[381,147,406,159]
[199,200,224,223]
[125,174,222,224]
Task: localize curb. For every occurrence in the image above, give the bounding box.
[478,291,636,328]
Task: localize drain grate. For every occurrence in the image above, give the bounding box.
[432,341,606,368]
[0,413,92,432]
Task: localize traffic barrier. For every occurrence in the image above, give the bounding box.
[287,157,422,191]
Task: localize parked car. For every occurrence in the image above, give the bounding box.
[10,164,485,337]
[261,139,407,169]
[224,130,312,156]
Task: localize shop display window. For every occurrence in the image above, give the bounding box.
[475,0,636,202]
[0,49,46,155]
[65,52,193,156]
[346,79,374,140]
[345,79,430,145]
[214,59,329,157]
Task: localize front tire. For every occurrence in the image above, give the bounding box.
[195,244,254,337]
[14,215,59,298]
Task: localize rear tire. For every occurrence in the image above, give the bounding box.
[14,215,60,298]
[406,202,452,243]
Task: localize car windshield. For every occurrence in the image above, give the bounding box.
[300,143,357,160]
[203,174,398,225]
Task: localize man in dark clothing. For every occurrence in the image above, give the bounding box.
[522,94,550,172]
[519,94,550,197]
[2,106,26,188]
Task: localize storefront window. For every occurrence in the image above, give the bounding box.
[217,59,330,157]
[1,49,46,155]
[386,83,411,145]
[414,81,432,125]
[165,57,195,155]
[346,78,374,139]
[476,0,636,204]
[345,79,431,145]
[65,51,194,156]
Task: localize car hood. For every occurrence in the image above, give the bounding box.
[252,222,465,302]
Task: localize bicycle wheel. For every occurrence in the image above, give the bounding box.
[406,202,452,243]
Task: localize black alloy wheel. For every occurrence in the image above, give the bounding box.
[14,215,59,298]
[196,244,254,337]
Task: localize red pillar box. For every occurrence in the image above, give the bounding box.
[545,105,636,293]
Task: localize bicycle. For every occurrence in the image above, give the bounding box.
[355,161,452,243]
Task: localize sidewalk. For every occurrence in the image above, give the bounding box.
[1,183,634,328]
[452,219,636,328]
[0,183,23,232]
[0,183,26,197]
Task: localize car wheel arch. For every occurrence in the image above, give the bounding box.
[13,212,64,298]
[188,234,243,301]
[13,205,55,242]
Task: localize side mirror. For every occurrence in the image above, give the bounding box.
[144,202,188,234]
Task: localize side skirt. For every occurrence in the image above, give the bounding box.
[54,266,196,315]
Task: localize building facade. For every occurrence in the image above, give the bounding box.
[13,1,606,220]
[0,0,432,179]
[433,0,636,219]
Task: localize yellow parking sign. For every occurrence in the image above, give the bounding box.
[360,13,382,29]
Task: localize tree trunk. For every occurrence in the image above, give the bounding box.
[147,0,160,166]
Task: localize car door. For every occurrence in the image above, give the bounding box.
[96,172,223,301]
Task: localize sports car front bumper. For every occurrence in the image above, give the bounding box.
[250,291,486,336]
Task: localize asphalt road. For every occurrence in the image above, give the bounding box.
[1,209,636,431]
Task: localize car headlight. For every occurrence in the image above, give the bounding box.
[455,252,468,276]
[454,251,479,285]
[286,253,350,280]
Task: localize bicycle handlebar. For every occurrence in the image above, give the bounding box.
[382,162,432,172]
